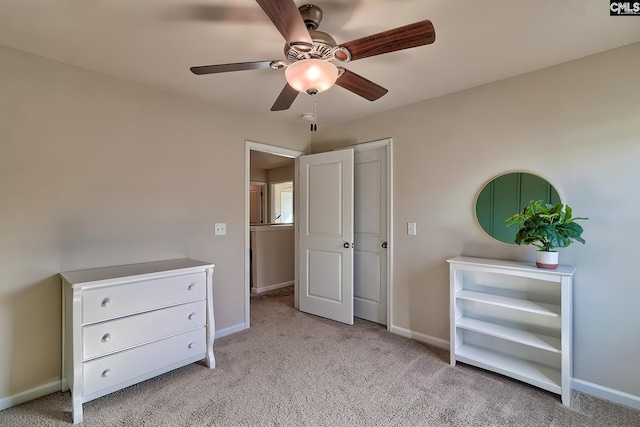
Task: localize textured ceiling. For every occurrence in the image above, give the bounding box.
[1,0,639,129]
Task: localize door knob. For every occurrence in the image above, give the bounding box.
[382,242,388,249]
[343,242,350,249]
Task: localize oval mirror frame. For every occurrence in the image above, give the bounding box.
[475,172,561,245]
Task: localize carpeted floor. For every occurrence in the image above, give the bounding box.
[1,286,638,426]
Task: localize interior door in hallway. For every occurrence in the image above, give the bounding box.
[249,184,264,224]
[298,149,354,325]
[353,146,388,325]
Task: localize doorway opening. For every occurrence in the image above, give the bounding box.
[244,141,303,329]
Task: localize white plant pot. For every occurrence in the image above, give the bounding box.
[536,250,559,269]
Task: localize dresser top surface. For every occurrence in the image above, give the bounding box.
[60,258,214,285]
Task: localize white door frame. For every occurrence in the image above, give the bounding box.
[338,138,393,330]
[245,140,304,329]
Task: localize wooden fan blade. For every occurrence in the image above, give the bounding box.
[336,68,388,101]
[341,20,435,61]
[271,84,299,111]
[190,61,275,75]
[255,0,313,46]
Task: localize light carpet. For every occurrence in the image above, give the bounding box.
[1,286,638,426]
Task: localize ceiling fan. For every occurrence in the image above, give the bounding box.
[190,0,436,112]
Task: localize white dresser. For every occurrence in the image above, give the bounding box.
[448,256,574,405]
[61,259,215,424]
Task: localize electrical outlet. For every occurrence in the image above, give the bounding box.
[214,223,226,236]
[408,222,417,236]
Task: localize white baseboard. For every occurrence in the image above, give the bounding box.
[251,281,294,294]
[389,324,449,350]
[0,379,61,411]
[572,378,640,410]
[215,322,247,339]
[389,325,640,410]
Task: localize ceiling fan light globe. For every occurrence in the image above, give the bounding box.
[285,59,339,94]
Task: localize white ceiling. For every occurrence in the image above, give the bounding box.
[1,0,639,129]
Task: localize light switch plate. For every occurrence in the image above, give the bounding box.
[408,222,417,236]
[214,223,226,236]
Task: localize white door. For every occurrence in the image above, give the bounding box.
[298,149,354,325]
[353,146,388,325]
[249,184,263,224]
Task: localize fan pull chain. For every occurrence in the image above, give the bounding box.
[310,95,318,132]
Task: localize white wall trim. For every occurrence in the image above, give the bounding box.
[249,224,294,232]
[215,323,247,339]
[340,137,394,152]
[572,378,640,410]
[386,139,393,332]
[251,281,294,294]
[389,324,449,350]
[0,379,61,411]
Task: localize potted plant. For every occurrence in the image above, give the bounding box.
[505,200,588,269]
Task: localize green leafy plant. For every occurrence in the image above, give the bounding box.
[505,200,588,251]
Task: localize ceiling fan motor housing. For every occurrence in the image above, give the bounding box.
[284,30,337,62]
[299,4,323,30]
[284,4,351,64]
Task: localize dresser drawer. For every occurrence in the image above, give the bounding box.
[83,327,206,397]
[82,272,206,324]
[82,300,206,360]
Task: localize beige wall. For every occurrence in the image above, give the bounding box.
[267,165,295,183]
[250,167,267,183]
[312,43,640,399]
[0,46,309,400]
[250,227,294,292]
[250,164,294,192]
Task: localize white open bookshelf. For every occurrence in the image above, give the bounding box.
[448,256,574,406]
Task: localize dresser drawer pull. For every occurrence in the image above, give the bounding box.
[102,369,111,378]
[188,342,195,349]
[188,283,196,291]
[101,333,112,343]
[188,312,196,320]
[101,298,111,308]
